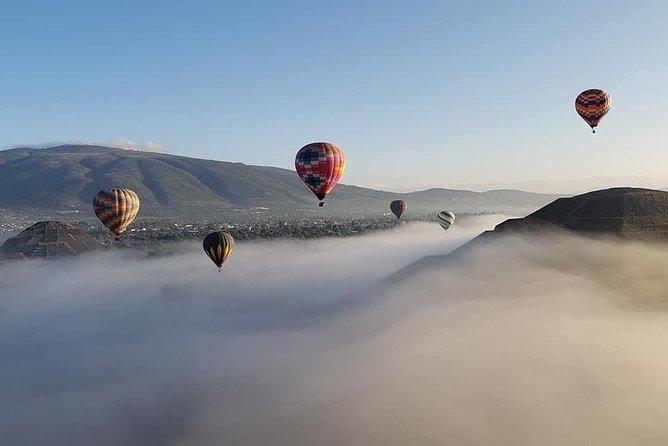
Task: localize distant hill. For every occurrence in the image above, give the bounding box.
[0,145,561,217]
[386,187,668,284]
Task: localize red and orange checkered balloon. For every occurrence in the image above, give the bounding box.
[295,142,346,206]
[575,89,611,133]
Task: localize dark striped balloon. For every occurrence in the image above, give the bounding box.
[93,188,140,240]
[203,231,235,271]
[390,200,407,219]
[575,89,611,133]
[437,211,455,231]
[295,142,346,207]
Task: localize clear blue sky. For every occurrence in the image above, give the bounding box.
[1,0,667,192]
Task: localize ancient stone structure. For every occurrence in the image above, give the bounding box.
[0,221,104,259]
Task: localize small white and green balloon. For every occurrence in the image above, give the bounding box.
[437,211,455,231]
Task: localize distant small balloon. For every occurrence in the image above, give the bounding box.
[437,211,455,231]
[390,200,407,219]
[93,188,140,240]
[203,231,235,271]
[575,89,611,133]
[295,142,346,206]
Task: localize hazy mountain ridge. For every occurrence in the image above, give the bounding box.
[0,145,562,216]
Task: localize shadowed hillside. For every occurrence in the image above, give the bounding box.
[0,145,561,217]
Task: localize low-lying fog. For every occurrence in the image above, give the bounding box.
[3,214,668,445]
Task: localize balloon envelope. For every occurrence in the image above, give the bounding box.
[93,188,140,240]
[203,231,235,270]
[437,211,455,231]
[575,89,611,132]
[295,142,346,205]
[390,200,407,219]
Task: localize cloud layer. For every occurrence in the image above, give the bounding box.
[2,138,165,153]
[2,216,668,445]
[108,137,165,153]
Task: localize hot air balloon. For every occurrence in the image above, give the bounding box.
[203,231,235,271]
[390,200,407,219]
[295,142,346,207]
[437,211,455,231]
[575,89,611,133]
[93,188,140,240]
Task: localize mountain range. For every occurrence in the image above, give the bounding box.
[0,145,562,217]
